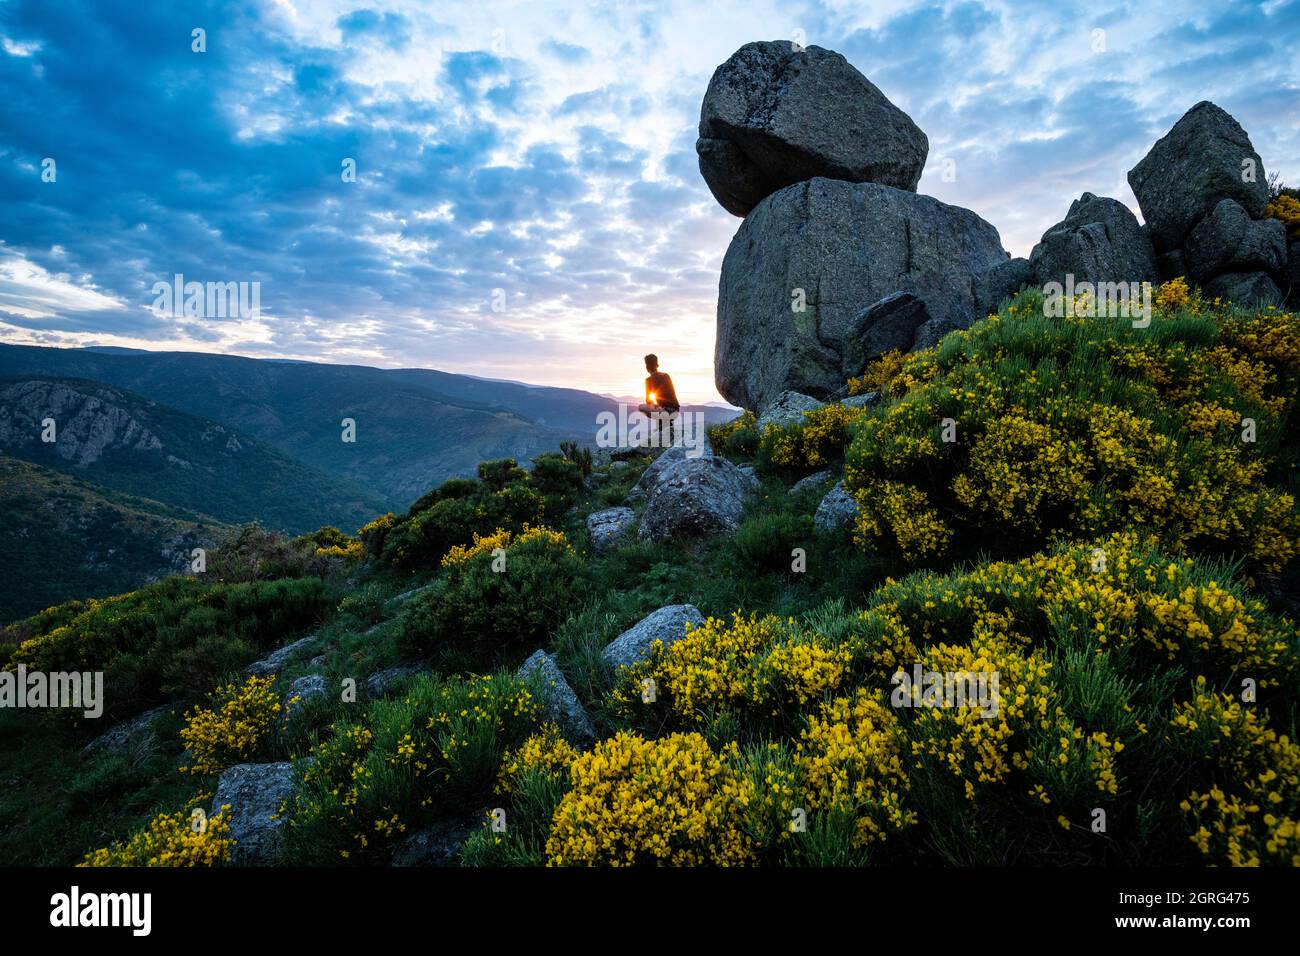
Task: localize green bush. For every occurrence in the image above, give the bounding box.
[3,576,331,720]
[730,512,815,574]
[399,528,587,665]
[286,672,541,865]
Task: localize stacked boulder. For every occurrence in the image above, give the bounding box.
[699,41,1013,414]
[1127,101,1287,306]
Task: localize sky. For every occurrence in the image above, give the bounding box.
[1,0,1297,404]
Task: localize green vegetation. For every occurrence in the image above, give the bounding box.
[4,289,1298,868]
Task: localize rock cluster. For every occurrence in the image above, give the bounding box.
[1127,102,1287,306]
[701,41,1010,414]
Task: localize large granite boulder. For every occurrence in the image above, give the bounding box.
[697,41,928,216]
[211,761,301,865]
[1029,193,1158,287]
[1183,198,1287,282]
[716,178,1007,411]
[1127,101,1269,252]
[602,605,706,669]
[517,650,595,745]
[637,455,760,543]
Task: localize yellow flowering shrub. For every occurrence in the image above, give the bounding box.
[498,723,579,793]
[795,691,916,846]
[546,731,756,866]
[842,298,1300,570]
[291,674,539,864]
[610,613,854,726]
[440,524,569,568]
[180,676,281,775]
[1170,684,1300,866]
[760,402,869,469]
[708,410,757,454]
[1265,193,1300,241]
[81,806,234,867]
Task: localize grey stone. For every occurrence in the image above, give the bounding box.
[911,317,958,352]
[246,634,317,677]
[1203,271,1283,308]
[637,456,760,543]
[840,392,881,410]
[1156,248,1187,281]
[973,256,1031,317]
[1183,198,1287,282]
[1028,193,1157,288]
[384,582,435,614]
[844,292,932,371]
[602,605,706,669]
[625,444,714,504]
[518,650,595,745]
[697,41,928,216]
[716,178,1007,411]
[1127,101,1270,251]
[586,506,637,554]
[82,704,170,755]
[284,674,326,719]
[366,662,429,698]
[755,390,824,431]
[790,470,833,495]
[211,761,301,865]
[390,817,477,867]
[814,480,861,533]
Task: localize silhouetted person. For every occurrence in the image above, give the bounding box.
[638,353,680,446]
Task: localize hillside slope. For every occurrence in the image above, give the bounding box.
[0,377,386,533]
[0,455,229,622]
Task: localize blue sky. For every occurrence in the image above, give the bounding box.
[1,0,1297,402]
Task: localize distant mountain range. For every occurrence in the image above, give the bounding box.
[0,344,737,508]
[0,343,739,621]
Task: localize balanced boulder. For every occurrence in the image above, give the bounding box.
[697,41,928,216]
[1127,101,1269,252]
[716,177,1007,410]
[1028,193,1157,287]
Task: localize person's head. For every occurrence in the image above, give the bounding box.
[644,353,658,373]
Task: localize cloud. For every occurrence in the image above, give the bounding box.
[0,0,1297,402]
